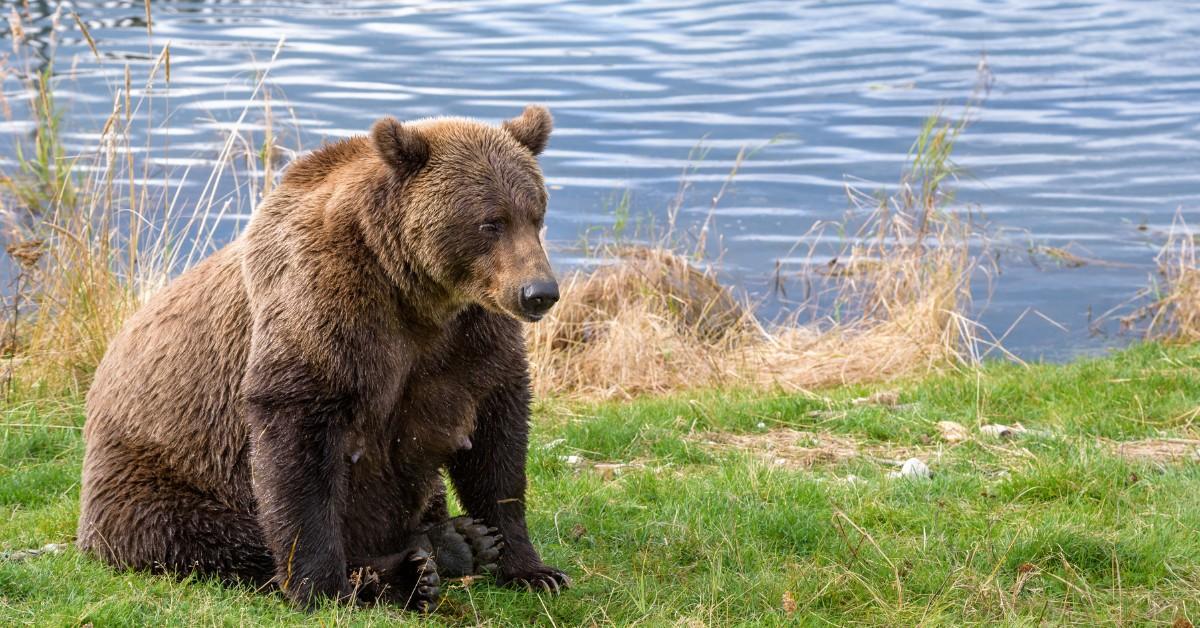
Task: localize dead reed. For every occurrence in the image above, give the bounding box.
[1122,213,1200,342]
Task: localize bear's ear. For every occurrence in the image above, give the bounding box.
[502,105,553,156]
[371,116,429,177]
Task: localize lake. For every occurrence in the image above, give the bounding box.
[3,0,1199,360]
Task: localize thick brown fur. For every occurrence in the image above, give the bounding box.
[77,106,569,609]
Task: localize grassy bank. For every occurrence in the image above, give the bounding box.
[3,342,1199,625]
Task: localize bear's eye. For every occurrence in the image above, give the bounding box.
[479,220,505,235]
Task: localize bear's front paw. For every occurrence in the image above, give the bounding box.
[358,548,441,612]
[402,549,441,612]
[500,564,571,594]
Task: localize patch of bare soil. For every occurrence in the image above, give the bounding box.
[1112,438,1200,462]
[695,428,920,469]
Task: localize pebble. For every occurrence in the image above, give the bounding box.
[887,457,932,481]
[937,420,969,443]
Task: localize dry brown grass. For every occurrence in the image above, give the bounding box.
[528,212,979,400]
[528,114,986,400]
[1,12,288,393]
[526,245,754,398]
[1123,214,1200,342]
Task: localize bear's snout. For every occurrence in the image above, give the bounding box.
[518,280,559,321]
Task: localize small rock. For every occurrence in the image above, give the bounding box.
[756,422,767,430]
[560,455,582,465]
[888,458,931,481]
[937,421,969,443]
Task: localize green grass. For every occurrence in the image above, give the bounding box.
[2,343,1200,625]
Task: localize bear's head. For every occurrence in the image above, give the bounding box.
[366,106,559,323]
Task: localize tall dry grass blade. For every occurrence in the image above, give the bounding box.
[72,13,100,60]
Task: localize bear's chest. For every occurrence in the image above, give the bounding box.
[390,364,481,463]
[343,332,491,473]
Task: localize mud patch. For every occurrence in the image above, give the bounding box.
[695,428,920,469]
[1112,438,1200,462]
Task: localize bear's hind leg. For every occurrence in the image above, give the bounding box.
[417,480,504,578]
[426,517,503,578]
[78,453,273,586]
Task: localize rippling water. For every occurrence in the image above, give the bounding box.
[3,0,1199,359]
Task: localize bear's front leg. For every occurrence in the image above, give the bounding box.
[448,382,571,593]
[244,386,355,608]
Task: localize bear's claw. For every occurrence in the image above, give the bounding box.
[353,547,440,611]
[452,516,504,574]
[398,548,440,612]
[502,564,571,594]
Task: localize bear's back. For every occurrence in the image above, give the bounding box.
[83,240,256,494]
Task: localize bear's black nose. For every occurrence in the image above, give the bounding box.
[519,280,559,319]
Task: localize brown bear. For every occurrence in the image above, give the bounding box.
[76,105,569,610]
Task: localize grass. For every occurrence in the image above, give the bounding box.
[3,342,1200,625]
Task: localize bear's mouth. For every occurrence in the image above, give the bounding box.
[511,305,550,324]
[485,297,543,324]
[489,289,554,324]
[499,300,545,323]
